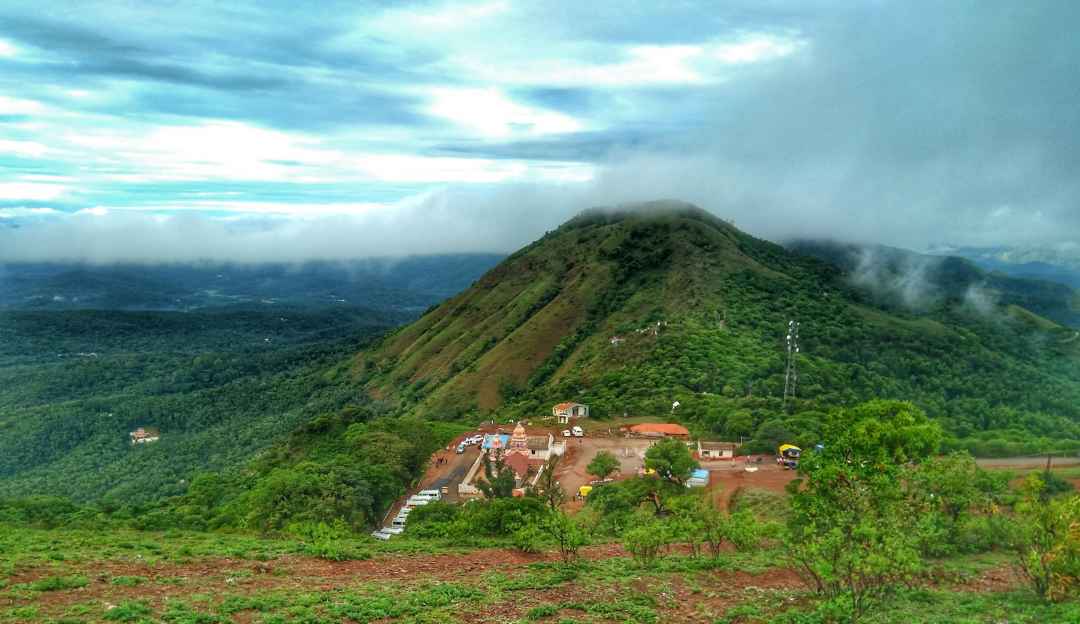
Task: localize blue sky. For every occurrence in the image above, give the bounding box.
[0,1,1078,261]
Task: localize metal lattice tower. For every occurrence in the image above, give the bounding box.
[783,320,800,408]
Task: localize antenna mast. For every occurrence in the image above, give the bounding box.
[783,320,800,408]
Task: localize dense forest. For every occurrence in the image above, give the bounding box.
[0,306,397,504]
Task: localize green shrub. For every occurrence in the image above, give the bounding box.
[526,605,559,620]
[28,574,89,592]
[104,600,153,622]
[623,522,668,566]
[514,524,545,554]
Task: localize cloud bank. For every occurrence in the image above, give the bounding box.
[1,1,1078,262]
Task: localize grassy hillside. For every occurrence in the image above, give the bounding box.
[358,202,1080,454]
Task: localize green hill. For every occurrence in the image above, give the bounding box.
[357,202,1080,454]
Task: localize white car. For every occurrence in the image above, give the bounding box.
[383,526,405,535]
[417,489,441,501]
[467,435,484,445]
[562,429,571,437]
[571,426,584,437]
[370,530,392,541]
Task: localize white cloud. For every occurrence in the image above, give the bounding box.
[713,34,803,64]
[448,33,804,88]
[0,139,48,157]
[0,207,58,219]
[0,182,67,201]
[369,0,510,33]
[426,87,584,138]
[0,95,45,115]
[0,39,17,57]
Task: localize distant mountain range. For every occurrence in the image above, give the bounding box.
[0,255,505,313]
[932,245,1080,289]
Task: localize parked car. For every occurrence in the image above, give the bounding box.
[456,443,466,454]
[384,526,405,535]
[417,489,441,501]
[467,435,484,445]
[397,506,413,515]
[407,496,431,506]
[370,530,392,541]
[571,426,584,437]
[562,429,571,437]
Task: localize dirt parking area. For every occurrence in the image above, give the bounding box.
[556,436,655,495]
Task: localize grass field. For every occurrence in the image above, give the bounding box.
[2,527,1078,624]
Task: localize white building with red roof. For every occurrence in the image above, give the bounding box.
[552,402,589,424]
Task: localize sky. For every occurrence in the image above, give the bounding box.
[0,0,1078,262]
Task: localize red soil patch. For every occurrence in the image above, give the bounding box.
[705,460,796,510]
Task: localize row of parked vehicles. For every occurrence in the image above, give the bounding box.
[455,433,485,454]
[370,489,442,540]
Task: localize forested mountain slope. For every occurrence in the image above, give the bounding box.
[0,307,395,504]
[357,202,1080,454]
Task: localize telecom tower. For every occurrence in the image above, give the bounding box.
[783,320,800,408]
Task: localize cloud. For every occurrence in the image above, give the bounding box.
[0,183,67,201]
[0,0,1077,263]
[425,87,584,138]
[0,187,583,263]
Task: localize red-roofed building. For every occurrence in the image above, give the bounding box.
[626,423,690,438]
[553,402,589,424]
[129,427,160,444]
[503,453,532,480]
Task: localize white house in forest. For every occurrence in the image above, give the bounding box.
[130,427,160,444]
[552,402,589,424]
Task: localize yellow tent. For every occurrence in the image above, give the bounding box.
[578,485,593,497]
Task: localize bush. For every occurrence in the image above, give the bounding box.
[623,522,668,566]
[1013,475,1080,601]
[513,524,545,554]
[104,601,153,622]
[27,575,89,592]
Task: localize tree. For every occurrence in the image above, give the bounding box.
[477,451,516,499]
[644,438,698,486]
[528,453,566,511]
[623,520,669,566]
[907,452,1008,555]
[541,510,587,563]
[1012,474,1080,602]
[587,451,620,482]
[786,402,942,622]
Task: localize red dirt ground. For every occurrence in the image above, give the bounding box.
[704,459,797,510]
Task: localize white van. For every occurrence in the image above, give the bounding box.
[417,489,441,501]
[391,516,407,528]
[407,496,431,506]
[571,426,584,437]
